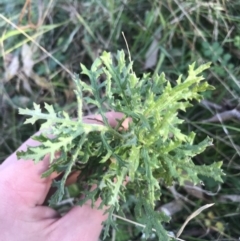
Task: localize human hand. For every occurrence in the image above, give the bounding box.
[0,112,129,241]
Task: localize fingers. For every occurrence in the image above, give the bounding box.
[52,201,107,241]
[83,111,131,130]
[0,131,61,207]
[0,112,130,207]
[65,171,81,186]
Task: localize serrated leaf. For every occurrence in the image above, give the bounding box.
[17,50,222,241]
[128,146,140,181]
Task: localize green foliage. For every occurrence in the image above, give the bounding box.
[201,41,234,77]
[234,36,240,49]
[17,50,223,240]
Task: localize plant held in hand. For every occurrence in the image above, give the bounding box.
[18,50,223,240]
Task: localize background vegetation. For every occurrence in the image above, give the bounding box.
[1,0,240,240]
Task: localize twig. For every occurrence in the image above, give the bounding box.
[112,214,185,241]
[176,203,215,238]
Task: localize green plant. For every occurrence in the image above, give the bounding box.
[17,50,223,240]
[201,41,234,77]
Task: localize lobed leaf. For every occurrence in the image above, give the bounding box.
[18,50,223,240]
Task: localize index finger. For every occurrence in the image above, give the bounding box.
[83,111,130,129]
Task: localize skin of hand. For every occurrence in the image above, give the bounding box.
[0,112,129,241]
